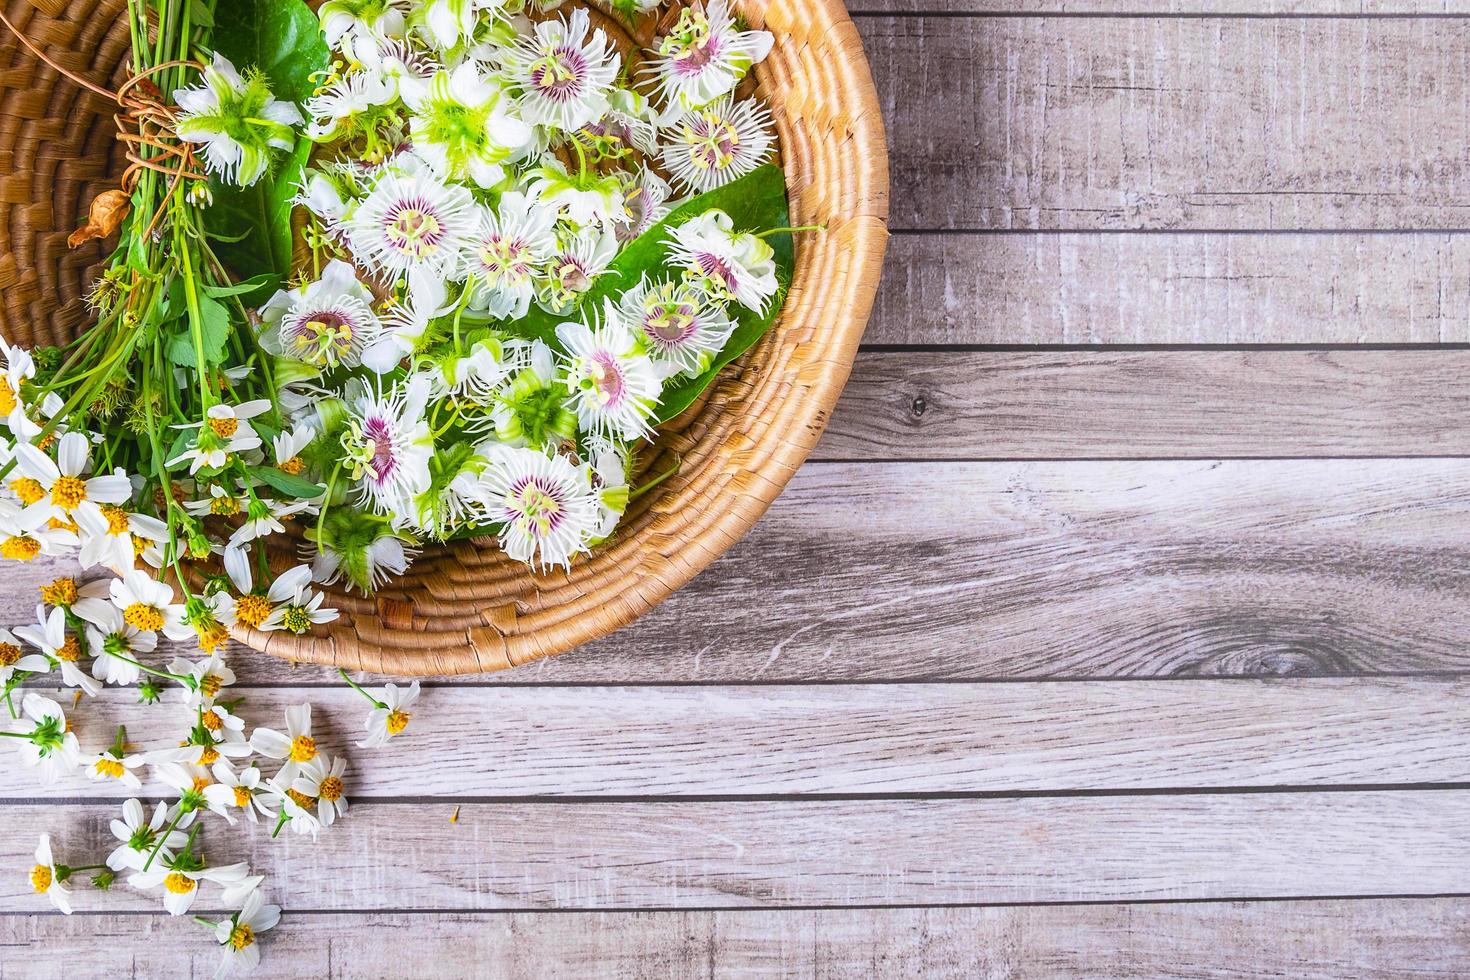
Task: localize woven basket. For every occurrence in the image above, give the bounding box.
[0,0,889,675]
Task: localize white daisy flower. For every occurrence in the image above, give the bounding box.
[169,401,272,475]
[166,651,238,707]
[15,604,101,697]
[476,445,599,569]
[292,754,350,827]
[661,95,774,194]
[8,693,80,785]
[153,762,215,815]
[130,857,253,917]
[146,724,252,768]
[259,260,384,372]
[107,799,193,873]
[258,566,341,636]
[228,496,317,550]
[341,375,435,522]
[249,702,319,774]
[648,0,773,111]
[0,502,74,563]
[29,834,71,914]
[209,888,282,977]
[620,277,735,380]
[346,163,477,277]
[174,53,304,187]
[83,604,157,687]
[535,226,617,314]
[273,424,318,475]
[83,746,145,790]
[183,482,247,520]
[260,773,323,838]
[74,503,168,573]
[406,62,533,188]
[320,0,410,49]
[557,301,663,441]
[504,8,620,132]
[667,209,779,312]
[203,761,276,826]
[0,625,52,688]
[215,554,306,633]
[109,569,193,641]
[0,337,35,424]
[459,192,558,319]
[358,679,421,747]
[12,431,131,529]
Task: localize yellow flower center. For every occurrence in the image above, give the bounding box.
[233,786,252,808]
[0,643,20,667]
[47,516,78,533]
[30,865,51,893]
[9,477,44,505]
[289,735,317,763]
[281,606,311,634]
[279,456,305,475]
[202,710,223,732]
[229,923,255,950]
[318,775,344,802]
[200,673,224,699]
[101,505,131,536]
[191,776,211,793]
[198,622,230,653]
[55,636,80,662]
[50,475,87,510]
[386,709,411,735]
[197,745,220,765]
[123,602,164,632]
[40,577,78,607]
[210,495,241,516]
[164,872,196,895]
[2,536,41,561]
[94,757,125,779]
[285,788,316,810]
[233,594,272,630]
[208,416,239,439]
[131,534,149,558]
[36,433,54,453]
[0,378,15,416]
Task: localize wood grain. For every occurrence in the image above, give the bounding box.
[5,793,1470,910]
[859,2,1470,12]
[819,350,1470,459]
[5,677,1467,798]
[873,233,1470,345]
[864,16,1470,230]
[6,901,1470,979]
[13,457,1470,685]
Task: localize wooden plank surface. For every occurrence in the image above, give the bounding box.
[865,16,1470,230]
[6,792,1469,910]
[6,677,1466,798]
[861,3,1470,11]
[7,900,1470,980]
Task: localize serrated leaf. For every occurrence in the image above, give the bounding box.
[248,464,325,500]
[165,295,232,368]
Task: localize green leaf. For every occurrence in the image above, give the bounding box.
[203,274,274,298]
[165,295,232,368]
[248,464,325,500]
[501,165,794,424]
[211,0,328,105]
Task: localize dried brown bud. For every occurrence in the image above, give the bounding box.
[67,189,131,248]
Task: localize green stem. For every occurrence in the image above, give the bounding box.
[338,668,387,710]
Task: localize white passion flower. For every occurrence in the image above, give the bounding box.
[406,62,533,189]
[308,512,418,594]
[174,53,304,187]
[615,166,672,245]
[260,260,384,372]
[459,192,558,319]
[667,209,779,313]
[504,8,621,132]
[649,0,774,111]
[535,226,618,315]
[412,0,507,51]
[476,445,600,570]
[556,301,663,442]
[661,95,775,194]
[363,269,455,374]
[304,69,395,143]
[319,0,409,49]
[619,277,736,380]
[527,159,626,230]
[340,374,435,523]
[346,162,477,278]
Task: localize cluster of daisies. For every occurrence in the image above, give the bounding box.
[8,591,421,975]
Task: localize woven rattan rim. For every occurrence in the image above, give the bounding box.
[0,0,890,675]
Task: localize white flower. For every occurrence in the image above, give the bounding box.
[535,226,617,314]
[83,746,145,789]
[203,761,276,825]
[354,35,436,105]
[346,163,477,277]
[260,773,322,838]
[228,496,317,550]
[169,401,272,475]
[305,70,395,143]
[107,799,192,873]
[358,679,420,747]
[292,754,350,827]
[320,0,410,49]
[166,651,238,707]
[310,523,417,594]
[614,166,672,244]
[74,503,168,573]
[0,506,76,563]
[406,62,533,188]
[13,431,131,529]
[362,269,455,373]
[412,0,507,51]
[209,888,282,977]
[9,693,80,785]
[661,95,774,194]
[527,160,625,230]
[130,858,253,917]
[273,424,317,473]
[296,171,350,230]
[557,301,663,441]
[84,604,157,686]
[620,277,735,380]
[341,375,435,523]
[0,338,35,427]
[587,436,631,539]
[459,192,557,319]
[487,340,578,449]
[29,834,71,914]
[0,625,52,687]
[260,260,384,372]
[648,0,773,111]
[504,8,620,132]
[216,558,309,633]
[110,569,193,641]
[249,702,319,775]
[258,566,341,635]
[476,445,599,569]
[667,209,779,313]
[174,53,303,187]
[15,604,100,697]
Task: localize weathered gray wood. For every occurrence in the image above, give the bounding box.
[4,677,1467,798]
[6,901,1470,979]
[873,233,1470,345]
[12,457,1470,685]
[5,793,1469,910]
[819,350,1470,459]
[863,17,1470,230]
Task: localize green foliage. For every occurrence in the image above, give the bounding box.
[248,463,326,500]
[165,294,231,368]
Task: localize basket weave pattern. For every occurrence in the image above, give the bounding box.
[0,0,889,675]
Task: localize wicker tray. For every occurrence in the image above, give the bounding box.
[0,0,889,675]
